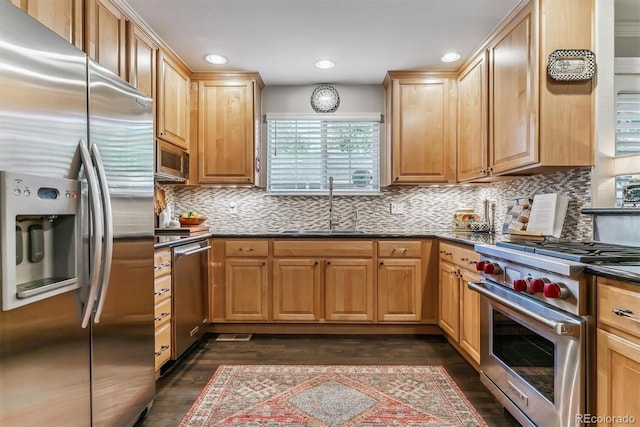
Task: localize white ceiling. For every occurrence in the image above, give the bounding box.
[124,0,523,85]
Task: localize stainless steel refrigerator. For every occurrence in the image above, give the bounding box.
[0,2,155,426]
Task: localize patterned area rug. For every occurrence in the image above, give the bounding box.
[179,365,488,426]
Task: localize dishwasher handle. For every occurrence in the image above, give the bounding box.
[174,241,211,260]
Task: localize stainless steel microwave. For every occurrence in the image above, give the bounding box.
[155,140,188,182]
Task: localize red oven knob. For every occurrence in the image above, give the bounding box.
[475,261,486,271]
[543,282,569,299]
[529,278,547,294]
[513,279,528,292]
[483,262,502,275]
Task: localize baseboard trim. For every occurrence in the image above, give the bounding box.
[206,323,442,335]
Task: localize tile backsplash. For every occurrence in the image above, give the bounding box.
[163,167,593,240]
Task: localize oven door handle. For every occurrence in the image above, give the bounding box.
[467,281,581,337]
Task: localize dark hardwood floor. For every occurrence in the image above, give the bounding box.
[136,334,521,427]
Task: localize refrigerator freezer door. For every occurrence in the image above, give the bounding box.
[87,60,155,426]
[0,3,91,426]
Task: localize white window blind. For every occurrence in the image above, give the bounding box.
[616,92,640,155]
[267,119,380,193]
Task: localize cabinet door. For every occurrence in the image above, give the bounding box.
[225,258,268,321]
[597,329,640,424]
[127,23,156,99]
[325,259,374,322]
[377,258,421,322]
[11,0,83,49]
[157,51,190,150]
[272,259,321,321]
[86,0,126,78]
[489,4,538,174]
[438,260,460,341]
[391,78,454,183]
[197,80,254,184]
[459,269,481,364]
[457,53,489,182]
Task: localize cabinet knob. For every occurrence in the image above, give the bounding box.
[379,261,384,266]
[314,261,318,265]
[262,261,266,266]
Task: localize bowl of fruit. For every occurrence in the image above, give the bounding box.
[178,211,207,226]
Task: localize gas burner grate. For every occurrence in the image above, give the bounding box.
[496,240,640,263]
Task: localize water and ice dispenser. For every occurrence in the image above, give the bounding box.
[1,171,81,310]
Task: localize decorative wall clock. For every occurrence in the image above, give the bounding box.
[310,84,340,113]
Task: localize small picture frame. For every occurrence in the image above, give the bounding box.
[547,49,596,81]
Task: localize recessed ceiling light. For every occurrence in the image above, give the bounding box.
[441,52,461,63]
[204,54,228,65]
[315,59,336,70]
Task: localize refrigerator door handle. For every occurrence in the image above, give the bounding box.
[90,143,113,324]
[78,141,103,328]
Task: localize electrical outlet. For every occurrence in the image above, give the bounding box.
[390,202,404,214]
[229,202,237,214]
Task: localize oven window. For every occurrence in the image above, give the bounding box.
[492,308,555,403]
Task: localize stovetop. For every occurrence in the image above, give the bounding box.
[496,240,640,263]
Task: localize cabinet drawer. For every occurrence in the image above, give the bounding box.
[225,240,269,257]
[154,298,172,328]
[439,242,479,269]
[273,240,374,258]
[599,279,640,338]
[377,241,421,258]
[154,323,171,370]
[154,249,171,278]
[154,275,172,304]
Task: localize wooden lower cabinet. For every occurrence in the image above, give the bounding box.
[225,258,269,321]
[214,238,436,326]
[438,241,481,365]
[272,259,321,321]
[439,260,460,340]
[325,259,375,322]
[153,248,172,374]
[378,258,422,322]
[597,277,640,423]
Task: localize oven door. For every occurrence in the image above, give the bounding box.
[469,281,587,427]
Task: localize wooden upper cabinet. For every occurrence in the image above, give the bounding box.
[457,53,489,182]
[485,0,594,177]
[127,22,157,99]
[11,0,83,49]
[193,74,262,184]
[488,4,537,174]
[384,73,456,184]
[157,50,190,150]
[86,0,126,78]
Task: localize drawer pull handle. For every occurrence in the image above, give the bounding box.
[154,288,170,296]
[392,247,408,254]
[154,344,170,356]
[613,308,640,323]
[439,251,452,256]
[461,257,469,261]
[155,312,170,321]
[239,247,254,252]
[154,262,170,270]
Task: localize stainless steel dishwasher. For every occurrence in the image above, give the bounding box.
[172,239,210,359]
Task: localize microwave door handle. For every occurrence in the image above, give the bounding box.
[90,144,113,324]
[78,141,103,329]
[467,281,581,337]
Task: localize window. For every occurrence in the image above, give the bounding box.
[615,91,640,206]
[267,117,380,194]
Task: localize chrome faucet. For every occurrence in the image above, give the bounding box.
[328,176,335,231]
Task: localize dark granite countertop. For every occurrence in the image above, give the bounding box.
[154,229,501,248]
[586,264,640,285]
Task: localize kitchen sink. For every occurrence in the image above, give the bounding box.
[279,230,365,235]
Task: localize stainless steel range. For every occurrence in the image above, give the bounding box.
[471,239,640,426]
[470,242,599,427]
